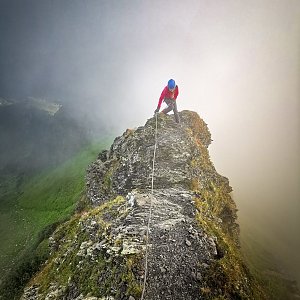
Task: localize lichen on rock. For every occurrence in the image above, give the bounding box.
[21,110,266,300]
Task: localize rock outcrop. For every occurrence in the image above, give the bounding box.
[21,111,266,300]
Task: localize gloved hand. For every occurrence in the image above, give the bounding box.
[154,108,159,114]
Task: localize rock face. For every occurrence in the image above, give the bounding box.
[21,111,266,300]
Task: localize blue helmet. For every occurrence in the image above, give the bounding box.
[168,79,176,90]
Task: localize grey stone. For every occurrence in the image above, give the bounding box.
[185,239,192,246]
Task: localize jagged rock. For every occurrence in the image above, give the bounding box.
[20,111,267,300]
[185,239,192,246]
[22,285,39,300]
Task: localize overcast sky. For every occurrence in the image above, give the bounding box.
[0,0,299,282]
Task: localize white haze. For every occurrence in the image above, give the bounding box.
[0,0,299,283]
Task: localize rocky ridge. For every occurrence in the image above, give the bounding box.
[21,110,266,300]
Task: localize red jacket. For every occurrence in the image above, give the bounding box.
[157,85,179,109]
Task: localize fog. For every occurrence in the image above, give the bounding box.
[1,0,299,283]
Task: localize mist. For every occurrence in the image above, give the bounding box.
[1,0,299,283]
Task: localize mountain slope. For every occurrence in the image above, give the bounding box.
[0,99,88,175]
[0,141,111,299]
[20,111,269,300]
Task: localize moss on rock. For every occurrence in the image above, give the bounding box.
[21,111,269,299]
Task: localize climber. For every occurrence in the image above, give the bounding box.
[154,79,180,123]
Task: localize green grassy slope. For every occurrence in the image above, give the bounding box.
[0,139,111,298]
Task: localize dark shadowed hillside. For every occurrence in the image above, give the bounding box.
[0,98,89,176]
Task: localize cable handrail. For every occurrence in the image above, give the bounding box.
[140,113,158,300]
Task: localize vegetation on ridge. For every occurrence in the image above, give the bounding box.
[28,196,142,299]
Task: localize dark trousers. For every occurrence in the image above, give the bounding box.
[162,98,180,123]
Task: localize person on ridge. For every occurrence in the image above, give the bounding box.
[154,79,180,124]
